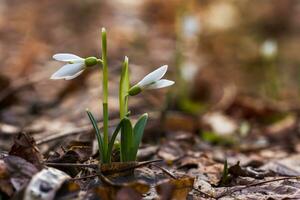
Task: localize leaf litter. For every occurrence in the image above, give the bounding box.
[2,1,300,199]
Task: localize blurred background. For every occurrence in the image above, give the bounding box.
[1,0,300,150]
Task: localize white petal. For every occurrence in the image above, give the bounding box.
[53,53,84,62]
[145,79,175,90]
[137,65,168,87]
[64,70,84,80]
[50,63,85,80]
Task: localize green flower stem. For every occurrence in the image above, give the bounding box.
[119,56,129,119]
[101,28,109,163]
[119,57,130,162]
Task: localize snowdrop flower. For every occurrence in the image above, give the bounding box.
[51,53,100,80]
[182,15,200,38]
[260,39,278,59]
[128,65,174,96]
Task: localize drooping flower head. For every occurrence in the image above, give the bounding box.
[51,53,99,80]
[260,39,278,59]
[128,65,174,96]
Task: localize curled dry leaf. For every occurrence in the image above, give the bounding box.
[9,132,43,170]
[24,167,70,200]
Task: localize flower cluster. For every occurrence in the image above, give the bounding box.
[50,28,174,163]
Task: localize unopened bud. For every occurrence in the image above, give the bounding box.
[85,57,98,67]
[128,85,142,96]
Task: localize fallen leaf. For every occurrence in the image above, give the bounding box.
[9,132,43,170]
[261,155,300,176]
[4,155,39,192]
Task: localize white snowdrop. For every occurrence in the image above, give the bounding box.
[129,65,174,95]
[260,40,278,59]
[51,53,99,80]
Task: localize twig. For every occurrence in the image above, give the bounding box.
[121,159,163,173]
[102,159,163,175]
[71,173,102,181]
[71,172,117,186]
[45,162,99,169]
[45,159,162,174]
[216,176,300,199]
[97,172,120,186]
[151,163,177,179]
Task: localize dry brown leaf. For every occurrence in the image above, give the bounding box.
[9,132,43,170]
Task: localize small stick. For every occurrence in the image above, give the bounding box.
[45,159,162,173]
[71,172,117,186]
[151,163,177,179]
[71,173,101,180]
[113,159,163,173]
[45,162,99,169]
[98,173,120,186]
[216,176,300,199]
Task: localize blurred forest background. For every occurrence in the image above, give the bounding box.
[2,0,300,199]
[1,0,300,149]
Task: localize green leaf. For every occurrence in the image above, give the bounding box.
[107,119,124,163]
[132,113,148,159]
[120,118,133,162]
[86,110,105,162]
[219,159,230,186]
[119,57,130,119]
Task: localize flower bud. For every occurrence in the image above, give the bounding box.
[85,57,98,67]
[128,85,142,96]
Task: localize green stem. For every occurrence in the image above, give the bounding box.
[119,57,130,162]
[119,56,129,119]
[101,28,109,163]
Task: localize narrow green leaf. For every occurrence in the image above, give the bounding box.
[219,159,230,186]
[120,118,133,162]
[119,56,130,119]
[107,119,124,163]
[86,110,105,162]
[132,113,148,160]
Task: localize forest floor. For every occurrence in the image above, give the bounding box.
[1,0,300,199]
